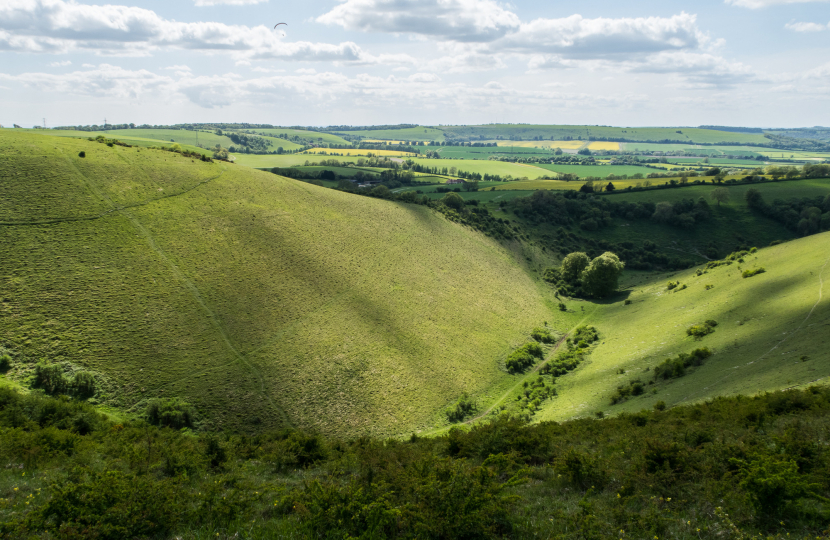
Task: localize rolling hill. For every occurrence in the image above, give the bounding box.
[536,230,830,422]
[0,131,557,437]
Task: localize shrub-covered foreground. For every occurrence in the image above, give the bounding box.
[1,386,830,539]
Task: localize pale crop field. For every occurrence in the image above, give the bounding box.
[587,141,621,151]
[408,157,553,179]
[535,231,830,423]
[305,148,417,157]
[0,131,559,438]
[493,140,584,150]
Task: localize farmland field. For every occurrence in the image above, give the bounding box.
[442,125,772,145]
[426,146,554,160]
[231,153,363,168]
[0,130,558,438]
[305,148,417,157]
[330,126,445,142]
[409,157,552,178]
[254,128,351,146]
[532,163,664,178]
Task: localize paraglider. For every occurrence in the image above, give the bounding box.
[274,23,287,29]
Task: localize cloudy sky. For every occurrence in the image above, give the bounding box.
[1,0,828,128]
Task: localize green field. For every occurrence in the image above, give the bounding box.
[533,163,663,178]
[424,145,555,160]
[409,157,552,179]
[0,131,558,438]
[231,153,362,168]
[254,128,351,146]
[538,230,830,422]
[331,126,445,142]
[442,125,772,145]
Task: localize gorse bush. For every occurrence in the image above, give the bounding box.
[505,342,544,373]
[146,398,196,429]
[32,363,69,395]
[530,327,555,344]
[446,392,478,423]
[0,353,11,373]
[742,267,766,278]
[2,386,830,538]
[686,320,718,339]
[653,347,712,380]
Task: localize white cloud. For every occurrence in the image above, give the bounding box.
[785,21,829,32]
[0,0,373,62]
[725,0,829,8]
[317,0,521,42]
[49,60,72,66]
[194,0,267,5]
[498,13,707,58]
[0,63,171,99]
[632,51,756,87]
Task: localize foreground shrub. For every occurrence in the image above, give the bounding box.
[530,327,555,344]
[446,392,477,423]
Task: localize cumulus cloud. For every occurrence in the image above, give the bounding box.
[0,0,376,62]
[317,0,521,42]
[498,13,707,59]
[632,51,756,88]
[0,63,647,112]
[785,21,829,32]
[725,0,829,7]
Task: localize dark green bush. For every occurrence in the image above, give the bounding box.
[505,342,544,373]
[447,392,477,423]
[742,267,766,278]
[32,363,69,395]
[0,353,11,372]
[71,371,96,399]
[686,320,717,339]
[530,327,555,344]
[653,348,712,380]
[146,397,195,429]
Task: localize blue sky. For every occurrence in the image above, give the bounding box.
[0,0,828,128]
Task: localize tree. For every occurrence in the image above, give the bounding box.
[579,181,594,193]
[651,201,674,223]
[605,182,616,192]
[705,167,721,177]
[441,192,464,211]
[581,252,625,298]
[745,188,764,209]
[710,187,730,207]
[462,179,479,192]
[561,252,590,283]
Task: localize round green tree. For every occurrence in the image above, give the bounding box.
[561,252,590,283]
[580,252,625,298]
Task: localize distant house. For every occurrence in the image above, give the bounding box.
[446,179,464,184]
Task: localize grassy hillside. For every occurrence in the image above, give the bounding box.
[0,131,556,437]
[256,128,351,146]
[536,231,830,422]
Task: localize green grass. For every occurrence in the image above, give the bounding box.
[0,131,557,438]
[535,230,830,423]
[253,128,351,146]
[331,126,445,142]
[422,146,555,160]
[230,153,362,168]
[533,163,664,178]
[409,157,552,179]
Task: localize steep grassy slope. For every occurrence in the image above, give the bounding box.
[0,131,555,437]
[536,231,830,422]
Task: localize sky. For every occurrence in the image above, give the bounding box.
[0,0,828,128]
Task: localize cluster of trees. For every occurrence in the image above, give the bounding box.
[746,189,830,236]
[510,190,709,232]
[543,251,625,298]
[225,132,272,153]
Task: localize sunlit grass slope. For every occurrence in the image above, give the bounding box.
[0,131,555,437]
[537,232,830,422]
